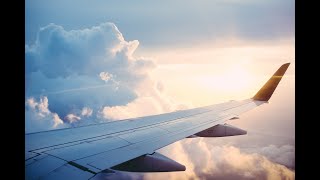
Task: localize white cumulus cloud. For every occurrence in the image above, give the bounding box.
[25,96,66,133]
[99,72,113,82]
[81,107,93,117]
[64,113,81,123]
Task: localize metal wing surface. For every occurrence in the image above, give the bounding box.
[25,63,290,179]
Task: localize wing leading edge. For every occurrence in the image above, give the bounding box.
[25,63,290,179]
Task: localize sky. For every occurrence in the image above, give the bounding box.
[25,0,295,179]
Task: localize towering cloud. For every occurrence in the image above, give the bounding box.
[25,22,184,133]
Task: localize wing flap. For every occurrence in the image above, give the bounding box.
[25,155,67,180]
[40,163,94,180]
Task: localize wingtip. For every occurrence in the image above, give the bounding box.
[252,63,290,101]
[283,62,290,66]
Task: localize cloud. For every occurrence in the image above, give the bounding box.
[101,97,166,120]
[99,72,113,82]
[101,84,190,120]
[25,22,186,132]
[64,113,81,123]
[141,139,295,180]
[81,107,93,117]
[254,145,295,169]
[26,23,124,78]
[25,96,67,133]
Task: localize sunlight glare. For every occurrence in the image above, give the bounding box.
[195,65,254,93]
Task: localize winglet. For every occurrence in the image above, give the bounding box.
[253,63,290,101]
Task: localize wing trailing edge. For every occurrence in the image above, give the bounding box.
[253,63,290,101]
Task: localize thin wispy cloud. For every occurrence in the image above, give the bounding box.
[38,84,113,95]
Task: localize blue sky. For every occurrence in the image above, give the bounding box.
[25,1,295,179]
[26,0,294,47]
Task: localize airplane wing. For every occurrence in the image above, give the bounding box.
[25,63,290,179]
